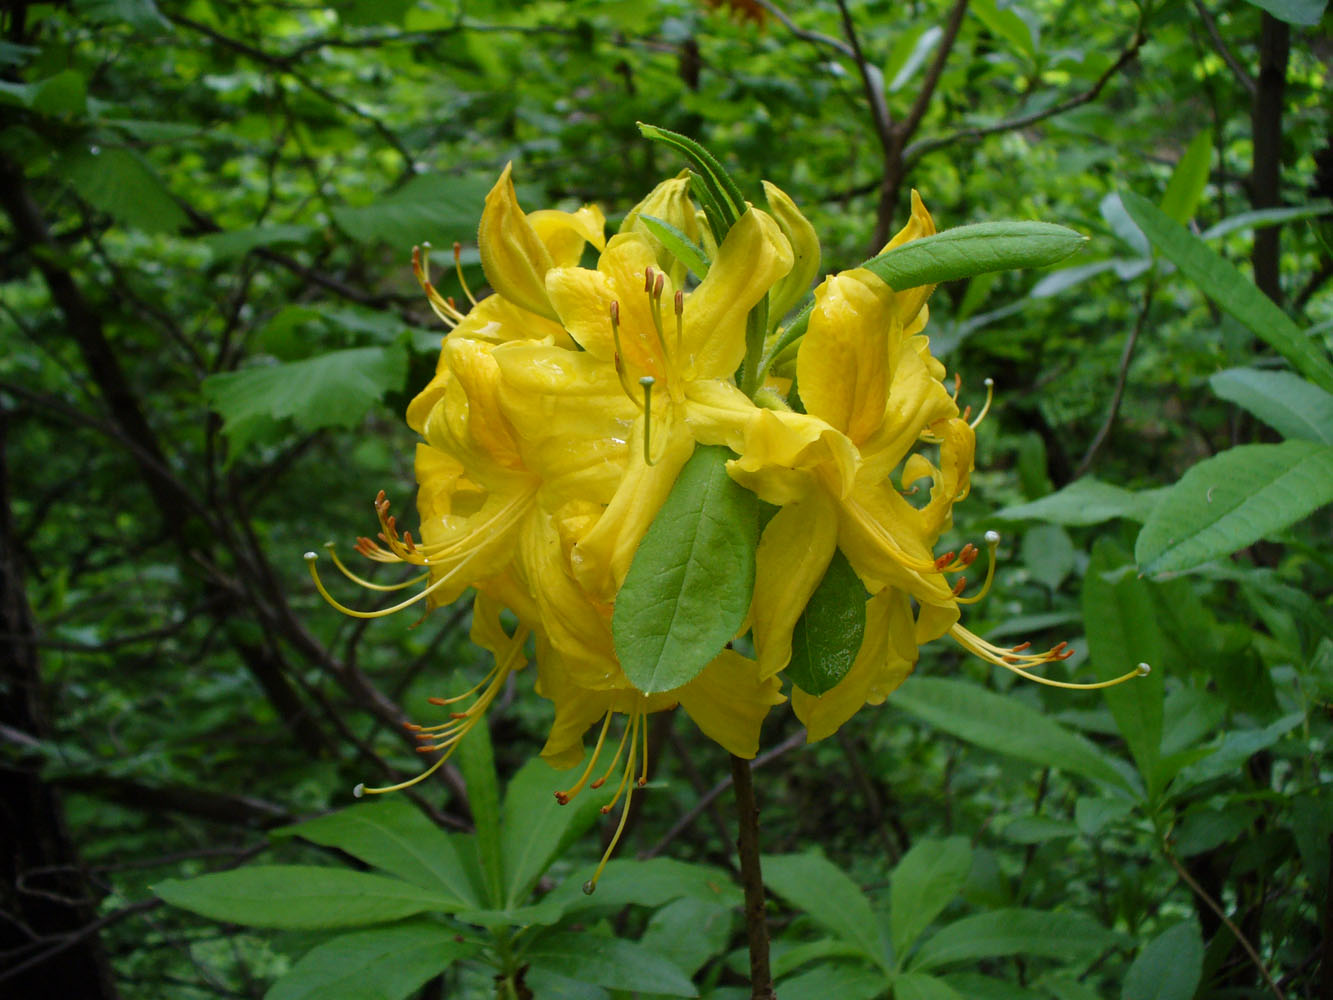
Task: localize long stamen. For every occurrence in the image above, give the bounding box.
[590,711,635,791]
[609,301,644,408]
[323,542,430,591]
[970,378,995,429]
[674,289,684,357]
[305,549,467,618]
[555,711,615,805]
[584,707,644,895]
[950,623,1151,690]
[413,244,467,328]
[639,376,656,467]
[646,268,671,368]
[955,531,1001,605]
[453,241,477,306]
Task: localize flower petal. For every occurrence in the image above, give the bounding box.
[478,163,559,321]
[676,649,785,759]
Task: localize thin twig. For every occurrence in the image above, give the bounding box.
[755,0,854,58]
[896,0,971,144]
[1075,278,1155,477]
[1192,0,1256,97]
[833,0,894,150]
[731,754,776,1000]
[1165,847,1287,1000]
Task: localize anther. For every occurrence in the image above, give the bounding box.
[1136,663,1152,676]
[644,266,654,293]
[934,551,956,571]
[951,577,967,596]
[352,783,365,798]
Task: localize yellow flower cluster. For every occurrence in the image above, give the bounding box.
[307,166,1138,884]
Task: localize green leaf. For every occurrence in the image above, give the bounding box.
[1083,540,1164,789]
[1120,922,1203,1000]
[890,837,972,961]
[639,898,735,979]
[862,222,1086,290]
[549,857,740,914]
[1135,441,1333,575]
[500,755,613,908]
[638,122,746,234]
[1119,190,1333,394]
[893,973,966,1000]
[1209,368,1333,444]
[201,345,407,441]
[970,0,1037,59]
[1239,0,1326,25]
[786,549,868,696]
[1199,200,1333,240]
[456,716,503,908]
[991,477,1162,526]
[203,224,316,262]
[1160,130,1212,223]
[778,963,891,1000]
[276,798,480,905]
[525,931,697,997]
[892,677,1135,792]
[154,866,461,929]
[637,213,710,280]
[613,445,758,693]
[762,853,886,969]
[909,909,1118,972]
[31,69,88,116]
[266,921,475,1000]
[330,173,494,247]
[75,0,171,32]
[62,147,187,233]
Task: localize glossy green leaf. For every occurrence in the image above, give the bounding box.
[890,837,972,961]
[638,122,746,234]
[762,853,886,968]
[1119,190,1333,394]
[500,755,613,908]
[992,477,1162,525]
[266,922,475,1000]
[786,549,868,695]
[1160,130,1212,223]
[1135,441,1333,575]
[639,898,735,979]
[1083,540,1164,789]
[1240,0,1326,25]
[525,931,697,997]
[892,678,1134,792]
[1121,922,1203,1000]
[202,345,407,442]
[1209,367,1333,444]
[330,173,494,247]
[62,147,186,233]
[277,798,480,905]
[613,445,758,693]
[637,213,710,280]
[909,909,1118,971]
[456,714,503,908]
[862,222,1086,290]
[154,867,461,929]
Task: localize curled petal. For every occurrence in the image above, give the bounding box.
[478,163,559,321]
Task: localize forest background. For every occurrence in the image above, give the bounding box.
[2,0,1331,998]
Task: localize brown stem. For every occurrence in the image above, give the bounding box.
[1075,278,1155,477]
[1251,12,1289,303]
[730,754,776,1000]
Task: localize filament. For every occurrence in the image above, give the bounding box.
[453,241,477,306]
[555,711,615,804]
[969,378,995,429]
[950,623,1151,690]
[954,531,1000,605]
[583,706,646,895]
[640,376,656,467]
[323,542,430,591]
[413,244,467,328]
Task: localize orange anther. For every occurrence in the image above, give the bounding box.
[934,551,955,570]
[1010,641,1032,653]
[951,577,968,596]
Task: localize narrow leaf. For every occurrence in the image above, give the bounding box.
[154,867,461,929]
[890,837,972,960]
[991,476,1163,526]
[266,922,475,1000]
[457,716,503,908]
[1160,130,1212,223]
[786,549,868,696]
[1120,922,1204,1000]
[1240,0,1326,25]
[763,853,886,969]
[1135,441,1333,575]
[1199,200,1332,240]
[277,798,480,905]
[909,909,1118,971]
[1209,367,1333,444]
[525,931,697,997]
[1119,190,1333,394]
[862,222,1087,290]
[637,213,710,279]
[638,122,745,233]
[1083,540,1164,790]
[613,445,758,693]
[892,677,1135,792]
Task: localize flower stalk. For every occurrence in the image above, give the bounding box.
[731,753,776,1000]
